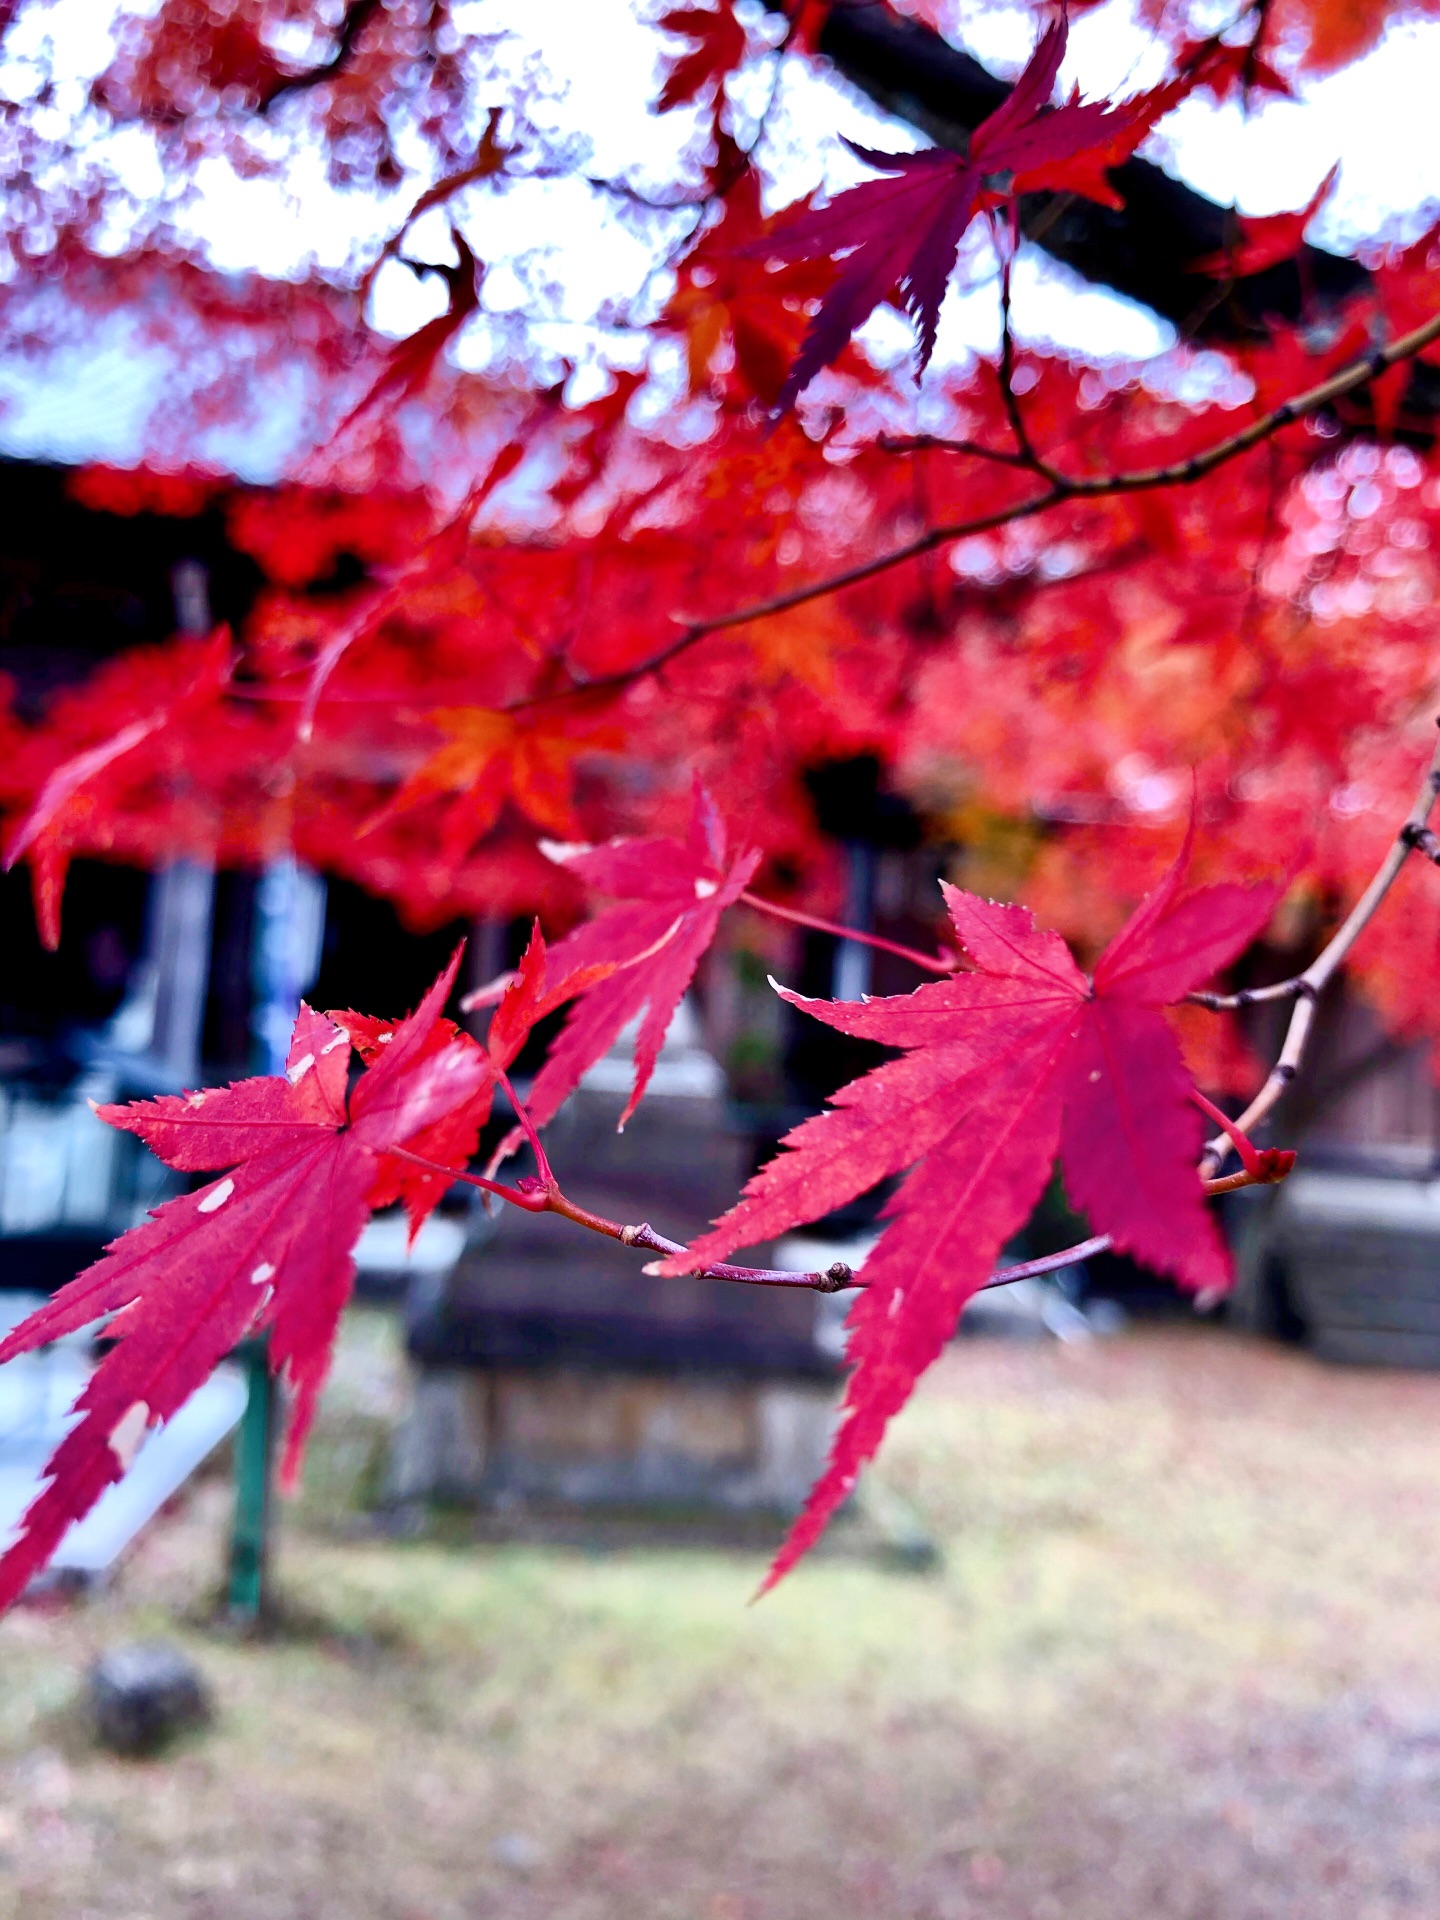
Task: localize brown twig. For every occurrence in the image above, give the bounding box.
[1196,728,1440,1176]
[995,244,1060,482]
[985,1236,1111,1284]
[390,1134,1289,1311]
[388,1146,858,1291]
[502,306,1440,718]
[261,0,384,109]
[875,432,1038,470]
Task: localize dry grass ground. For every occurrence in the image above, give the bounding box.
[4,1317,1440,1920]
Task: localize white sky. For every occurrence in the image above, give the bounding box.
[2,0,1439,472]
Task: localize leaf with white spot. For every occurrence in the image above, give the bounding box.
[0,951,489,1609]
[515,781,759,1140]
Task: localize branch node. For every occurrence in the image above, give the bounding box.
[1400,821,1440,863]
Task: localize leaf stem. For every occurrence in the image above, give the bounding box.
[387,1145,549,1212]
[986,1236,1111,1284]
[737,889,956,974]
[496,1067,554,1185]
[1188,1092,1296,1186]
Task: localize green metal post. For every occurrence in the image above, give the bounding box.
[227,1337,275,1623]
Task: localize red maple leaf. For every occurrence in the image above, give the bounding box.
[1193,164,1340,279]
[784,0,832,53]
[1177,37,1293,104]
[330,229,484,443]
[655,2,748,113]
[754,7,1183,409]
[668,828,1280,1590]
[338,921,613,1230]
[664,171,846,403]
[477,784,760,1141]
[0,954,491,1610]
[3,631,233,949]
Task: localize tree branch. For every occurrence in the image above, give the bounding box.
[389,1146,858,1291]
[1197,727,1440,1176]
[261,0,384,109]
[506,305,1440,719]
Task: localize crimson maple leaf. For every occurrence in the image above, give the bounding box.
[338,921,612,1230]
[476,784,759,1142]
[667,831,1280,1590]
[1193,164,1340,279]
[0,954,490,1610]
[1178,37,1293,105]
[654,2,748,114]
[330,229,484,443]
[755,7,1182,409]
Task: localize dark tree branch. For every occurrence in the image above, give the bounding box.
[261,0,385,110]
[496,303,1440,721]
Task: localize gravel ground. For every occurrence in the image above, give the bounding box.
[3,1318,1440,1919]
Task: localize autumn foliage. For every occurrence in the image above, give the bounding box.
[2,0,1440,1597]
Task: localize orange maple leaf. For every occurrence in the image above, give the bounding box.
[368,709,623,846]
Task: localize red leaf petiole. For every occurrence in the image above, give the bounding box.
[1190,1089,1296,1186]
[738,890,957,975]
[497,1067,555,1186]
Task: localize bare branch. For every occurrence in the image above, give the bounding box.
[389,1146,857,1292]
[1199,727,1440,1175]
[506,306,1440,718]
[986,1236,1111,1284]
[261,0,383,109]
[876,432,1045,471]
[1186,979,1313,1011]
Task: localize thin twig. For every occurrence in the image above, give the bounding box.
[738,889,956,974]
[1186,978,1311,1011]
[876,432,1038,470]
[262,0,383,108]
[390,1128,1288,1315]
[387,1146,857,1291]
[501,306,1440,718]
[1198,728,1440,1176]
[986,1236,1111,1284]
[996,244,1060,482]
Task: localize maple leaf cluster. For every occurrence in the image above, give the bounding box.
[1,0,1440,1604]
[0,785,1290,1603]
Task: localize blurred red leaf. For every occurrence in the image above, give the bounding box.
[1193,164,1340,278]
[655,1,748,112]
[0,953,490,1609]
